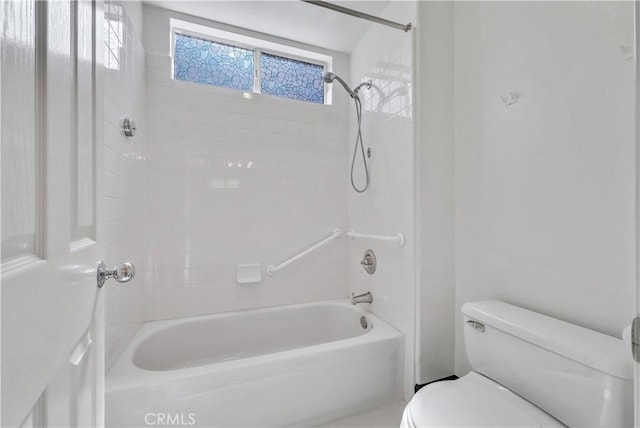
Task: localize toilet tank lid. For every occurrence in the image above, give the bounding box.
[462,301,633,380]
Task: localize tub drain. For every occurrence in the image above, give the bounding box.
[360,316,368,329]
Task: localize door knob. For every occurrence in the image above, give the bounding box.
[97,261,135,288]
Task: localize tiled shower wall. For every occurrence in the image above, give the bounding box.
[103,0,147,370]
[141,6,351,320]
[348,2,416,400]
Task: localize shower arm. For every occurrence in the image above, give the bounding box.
[353,80,372,96]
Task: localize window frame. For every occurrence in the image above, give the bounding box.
[170,20,332,104]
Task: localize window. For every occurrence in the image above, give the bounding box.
[174,34,254,91]
[171,22,331,104]
[260,53,324,104]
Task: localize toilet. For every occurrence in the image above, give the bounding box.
[402,301,634,427]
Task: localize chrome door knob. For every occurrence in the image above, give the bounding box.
[97,261,136,288]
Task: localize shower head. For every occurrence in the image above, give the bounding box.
[323,72,356,98]
[322,72,337,84]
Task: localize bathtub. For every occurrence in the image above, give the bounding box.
[106,300,403,427]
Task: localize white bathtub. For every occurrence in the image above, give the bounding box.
[106,300,403,427]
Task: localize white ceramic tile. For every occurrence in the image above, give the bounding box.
[104,0,147,372]
[141,9,350,322]
[317,401,407,428]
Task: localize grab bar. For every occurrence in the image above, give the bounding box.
[347,229,406,247]
[266,228,343,276]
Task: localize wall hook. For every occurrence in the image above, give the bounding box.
[500,92,519,107]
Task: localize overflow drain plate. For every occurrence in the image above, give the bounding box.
[360,316,368,329]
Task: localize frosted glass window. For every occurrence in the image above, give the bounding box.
[171,28,329,104]
[174,33,254,91]
[260,53,324,104]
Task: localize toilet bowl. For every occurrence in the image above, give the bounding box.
[402,301,633,427]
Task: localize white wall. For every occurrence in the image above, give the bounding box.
[453,1,636,374]
[141,5,350,320]
[349,1,416,399]
[414,1,456,384]
[103,0,147,371]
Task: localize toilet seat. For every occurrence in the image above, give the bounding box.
[401,372,566,427]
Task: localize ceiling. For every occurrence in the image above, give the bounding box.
[144,1,397,53]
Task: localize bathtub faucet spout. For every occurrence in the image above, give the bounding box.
[351,291,373,305]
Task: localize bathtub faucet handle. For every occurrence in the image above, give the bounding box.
[359,249,376,275]
[97,261,136,288]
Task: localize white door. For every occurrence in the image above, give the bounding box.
[1,0,107,426]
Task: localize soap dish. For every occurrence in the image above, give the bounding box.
[236,263,262,284]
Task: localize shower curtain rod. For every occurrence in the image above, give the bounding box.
[300,0,412,32]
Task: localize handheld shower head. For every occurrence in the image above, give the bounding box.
[322,72,356,98]
[322,72,336,83]
[323,71,371,193]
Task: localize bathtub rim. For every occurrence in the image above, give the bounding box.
[106,299,403,391]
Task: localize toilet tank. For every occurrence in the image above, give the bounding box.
[462,301,633,428]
